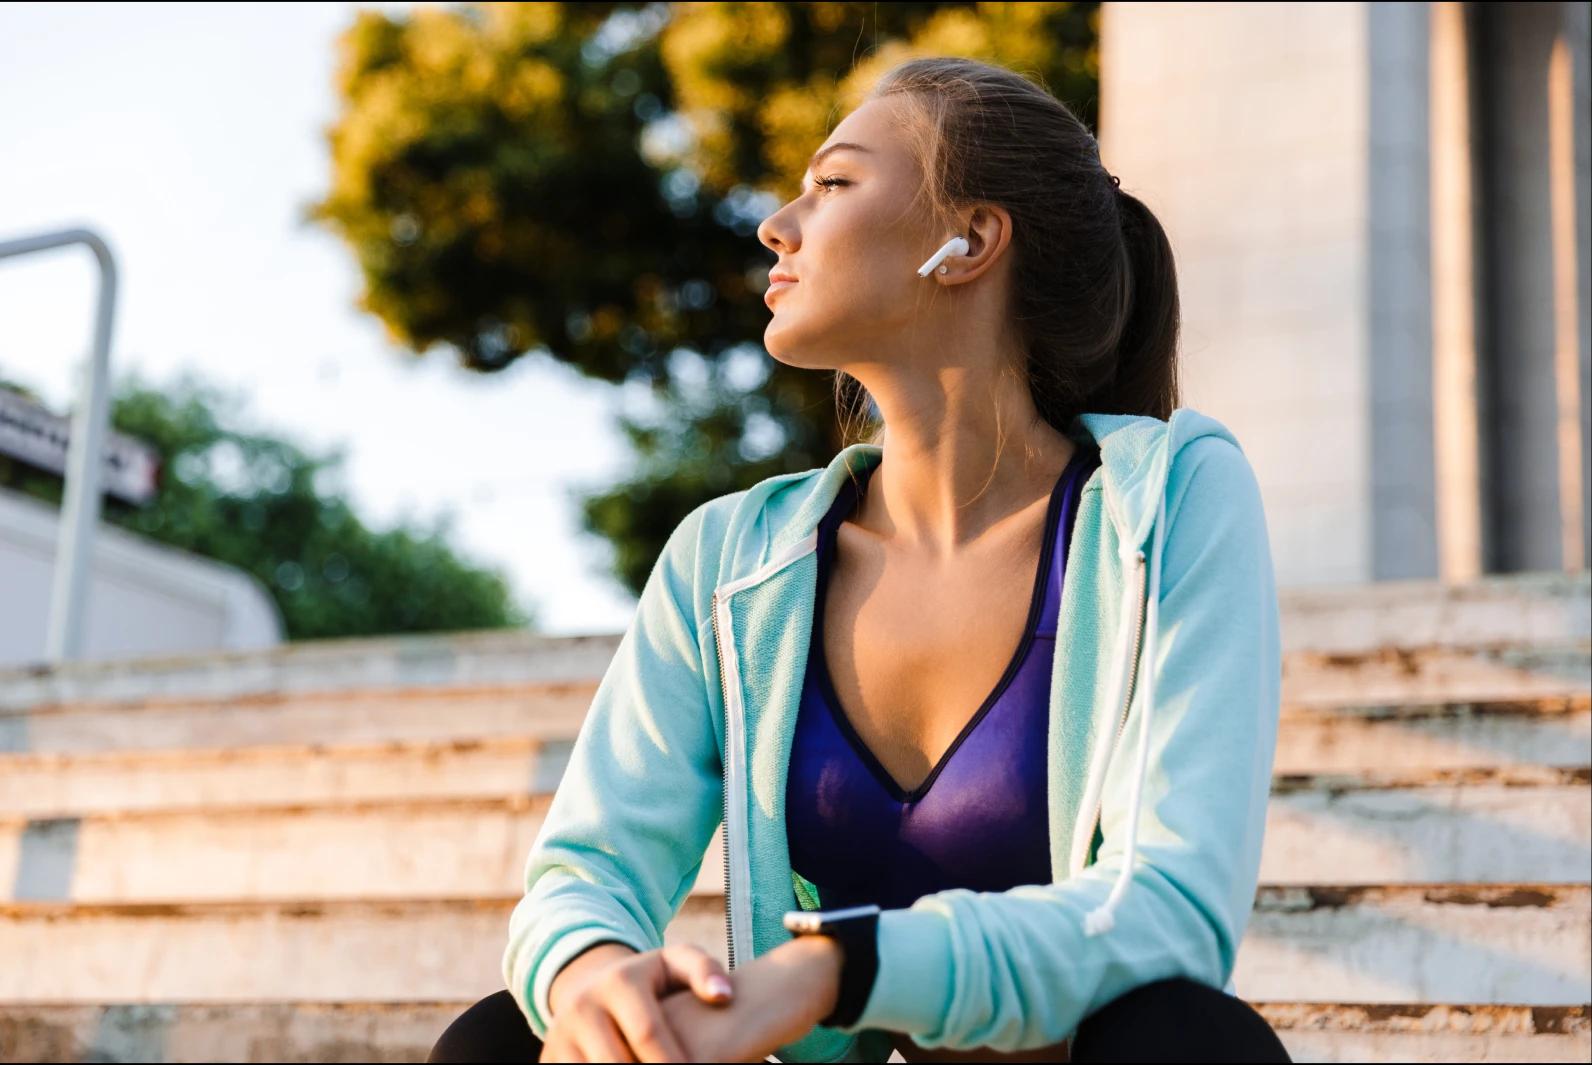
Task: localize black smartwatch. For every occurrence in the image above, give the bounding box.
[782,903,881,1029]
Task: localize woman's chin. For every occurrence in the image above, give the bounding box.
[763,346,804,371]
[762,322,803,365]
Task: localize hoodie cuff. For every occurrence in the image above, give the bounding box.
[528,929,648,1040]
[835,906,954,1036]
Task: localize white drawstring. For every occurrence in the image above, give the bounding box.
[1082,486,1167,937]
[1065,539,1144,877]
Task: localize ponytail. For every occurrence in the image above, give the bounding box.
[1092,188,1181,420]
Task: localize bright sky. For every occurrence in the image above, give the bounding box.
[0,1,659,636]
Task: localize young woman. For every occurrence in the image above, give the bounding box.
[432,57,1290,1063]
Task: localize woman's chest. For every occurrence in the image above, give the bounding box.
[820,531,1048,797]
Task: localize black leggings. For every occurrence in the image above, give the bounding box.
[428,976,1292,1063]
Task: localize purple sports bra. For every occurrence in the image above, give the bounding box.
[785,443,1100,912]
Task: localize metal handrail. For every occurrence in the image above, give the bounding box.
[0,226,120,662]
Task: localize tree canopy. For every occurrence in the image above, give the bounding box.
[307,2,1099,594]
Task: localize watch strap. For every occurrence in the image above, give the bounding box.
[812,908,880,1029]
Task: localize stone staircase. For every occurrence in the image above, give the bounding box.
[0,572,1587,1063]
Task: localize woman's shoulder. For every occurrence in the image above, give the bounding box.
[1161,408,1264,508]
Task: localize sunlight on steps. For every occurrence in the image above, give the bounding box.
[1,571,1588,1062]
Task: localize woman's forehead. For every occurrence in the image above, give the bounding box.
[808,108,910,177]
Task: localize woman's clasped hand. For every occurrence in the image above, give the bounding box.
[539,936,845,1063]
[539,944,734,1062]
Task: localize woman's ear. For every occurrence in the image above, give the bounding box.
[946,204,1012,282]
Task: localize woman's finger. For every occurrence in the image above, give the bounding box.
[578,1008,639,1064]
[542,1030,584,1064]
[606,982,690,1063]
[658,943,735,1005]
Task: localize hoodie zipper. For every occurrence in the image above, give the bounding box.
[708,589,737,969]
[1085,550,1148,857]
[706,532,822,975]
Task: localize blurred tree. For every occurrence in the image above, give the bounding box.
[0,374,531,640]
[307,1,1098,595]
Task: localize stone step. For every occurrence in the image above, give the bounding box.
[0,735,571,818]
[0,795,566,904]
[3,768,1585,902]
[0,1001,1586,1064]
[1252,1001,1592,1063]
[2,641,1586,757]
[1273,695,1590,774]
[0,683,595,756]
[2,570,1581,716]
[1280,640,1590,709]
[0,630,625,714]
[2,885,1585,1006]
[2,696,1585,817]
[0,1002,462,1064]
[1275,570,1590,655]
[1259,766,1590,884]
[1236,883,1590,1004]
[0,896,620,1004]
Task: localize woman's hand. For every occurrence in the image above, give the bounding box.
[539,943,738,1062]
[655,935,846,1063]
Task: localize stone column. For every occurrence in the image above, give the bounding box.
[1100,2,1437,584]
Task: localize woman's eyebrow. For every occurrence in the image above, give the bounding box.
[806,141,873,173]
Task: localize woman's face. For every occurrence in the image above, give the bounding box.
[755,97,944,371]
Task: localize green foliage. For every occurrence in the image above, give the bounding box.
[0,373,531,640]
[308,2,1098,597]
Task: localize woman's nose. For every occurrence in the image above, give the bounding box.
[757,204,797,253]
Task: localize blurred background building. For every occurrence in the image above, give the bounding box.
[1104,1,1590,585]
[0,388,282,666]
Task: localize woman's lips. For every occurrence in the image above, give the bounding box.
[764,280,797,304]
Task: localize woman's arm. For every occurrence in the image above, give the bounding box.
[503,498,729,1042]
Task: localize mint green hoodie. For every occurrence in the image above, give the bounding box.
[504,406,1282,1062]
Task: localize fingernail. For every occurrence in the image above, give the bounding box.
[707,976,733,997]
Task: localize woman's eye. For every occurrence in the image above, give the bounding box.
[811,176,849,193]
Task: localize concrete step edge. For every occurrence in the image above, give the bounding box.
[4,693,1586,761]
[0,680,601,722]
[0,631,625,706]
[1279,693,1591,721]
[0,732,548,773]
[1249,1001,1591,1035]
[1268,764,1590,793]
[1,999,1584,1033]
[2,882,1584,919]
[1251,882,1588,911]
[4,634,1586,715]
[5,690,1586,759]
[3,764,1584,825]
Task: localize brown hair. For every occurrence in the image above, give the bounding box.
[834,56,1182,450]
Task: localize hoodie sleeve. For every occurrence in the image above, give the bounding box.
[834,436,1283,1050]
[502,499,726,1041]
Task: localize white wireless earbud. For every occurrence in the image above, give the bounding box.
[916,235,969,277]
